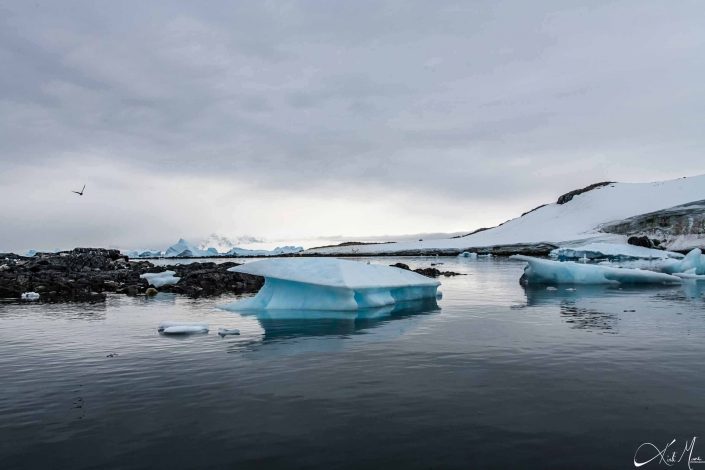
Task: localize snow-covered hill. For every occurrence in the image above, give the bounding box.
[306,174,705,256]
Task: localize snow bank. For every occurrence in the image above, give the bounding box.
[306,174,705,255]
[512,255,682,285]
[221,258,440,311]
[140,271,180,288]
[550,243,683,261]
[21,292,40,301]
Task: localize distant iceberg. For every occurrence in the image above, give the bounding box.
[225,245,303,257]
[221,258,440,311]
[164,238,210,257]
[550,243,683,261]
[141,270,181,288]
[512,255,682,285]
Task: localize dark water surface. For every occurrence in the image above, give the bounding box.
[2,257,705,469]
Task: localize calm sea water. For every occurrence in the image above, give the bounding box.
[2,257,705,470]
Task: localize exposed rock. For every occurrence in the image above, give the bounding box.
[155,262,264,297]
[390,262,462,278]
[557,181,613,205]
[0,248,262,302]
[601,199,705,252]
[145,287,158,296]
[627,235,654,248]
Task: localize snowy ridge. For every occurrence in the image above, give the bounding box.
[306,175,705,255]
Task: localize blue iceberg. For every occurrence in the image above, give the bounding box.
[512,255,682,285]
[221,258,440,311]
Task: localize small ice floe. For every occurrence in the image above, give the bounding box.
[459,252,477,259]
[221,258,440,311]
[158,321,208,335]
[546,286,558,291]
[140,270,180,288]
[21,292,40,301]
[217,328,241,337]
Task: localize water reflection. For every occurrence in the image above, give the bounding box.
[559,303,617,332]
[235,298,440,342]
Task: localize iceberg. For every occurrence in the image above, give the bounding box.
[512,255,682,285]
[164,238,209,257]
[550,243,683,261]
[662,248,705,275]
[21,291,40,301]
[459,251,478,259]
[140,270,181,288]
[225,245,303,257]
[221,258,440,311]
[158,322,209,334]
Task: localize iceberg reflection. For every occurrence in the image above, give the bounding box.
[233,298,440,342]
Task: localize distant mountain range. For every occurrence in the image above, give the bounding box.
[122,237,303,258]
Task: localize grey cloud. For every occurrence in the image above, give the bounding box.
[1,0,704,251]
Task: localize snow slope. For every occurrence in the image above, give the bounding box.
[306,175,705,255]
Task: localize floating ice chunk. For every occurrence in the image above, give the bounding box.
[21,291,40,301]
[141,270,180,288]
[158,321,209,334]
[217,328,241,337]
[459,252,477,259]
[512,255,682,285]
[666,248,705,275]
[550,242,683,261]
[222,258,440,311]
[162,325,209,335]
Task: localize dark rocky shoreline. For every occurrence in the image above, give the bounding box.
[0,248,458,303]
[0,248,263,302]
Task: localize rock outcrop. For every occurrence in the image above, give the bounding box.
[0,248,262,302]
[390,262,462,278]
[601,200,705,252]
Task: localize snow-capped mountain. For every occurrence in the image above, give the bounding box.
[306,174,705,255]
[122,238,304,258]
[164,238,210,257]
[197,233,263,253]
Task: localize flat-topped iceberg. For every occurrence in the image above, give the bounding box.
[221,258,440,311]
[550,243,683,261]
[512,255,682,285]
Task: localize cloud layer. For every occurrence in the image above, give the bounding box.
[1,1,704,251]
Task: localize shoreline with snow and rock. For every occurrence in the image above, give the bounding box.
[304,175,705,257]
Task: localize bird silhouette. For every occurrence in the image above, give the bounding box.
[72,184,86,196]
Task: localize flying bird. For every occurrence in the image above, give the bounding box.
[72,184,86,196]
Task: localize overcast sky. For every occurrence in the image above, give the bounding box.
[1,0,704,252]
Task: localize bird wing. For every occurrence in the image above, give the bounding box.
[81,184,86,193]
